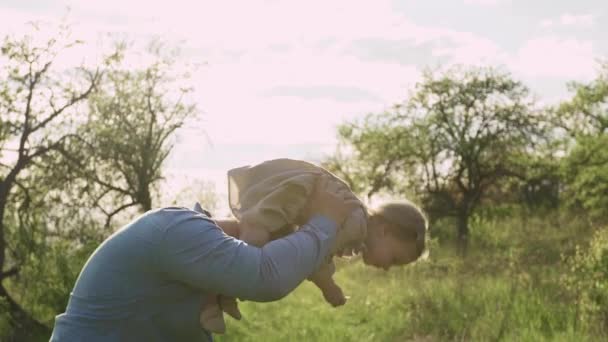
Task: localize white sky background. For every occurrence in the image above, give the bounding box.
[1,0,606,214]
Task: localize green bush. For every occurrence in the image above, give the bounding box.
[563,227,608,334]
[0,297,13,340]
[562,135,608,225]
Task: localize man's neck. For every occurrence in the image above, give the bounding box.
[215,218,241,238]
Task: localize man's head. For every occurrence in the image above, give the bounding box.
[362,200,428,271]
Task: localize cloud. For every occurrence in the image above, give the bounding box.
[540,13,595,29]
[463,0,506,6]
[2,0,425,148]
[540,19,554,28]
[342,24,509,69]
[195,88,389,145]
[4,0,504,83]
[194,49,421,114]
[263,85,382,103]
[561,14,595,27]
[0,7,56,32]
[45,0,408,49]
[4,0,603,194]
[431,32,506,66]
[509,36,596,79]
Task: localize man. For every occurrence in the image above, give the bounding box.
[50,176,358,341]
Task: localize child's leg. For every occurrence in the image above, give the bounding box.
[309,263,346,307]
[200,293,226,334]
[199,221,266,330]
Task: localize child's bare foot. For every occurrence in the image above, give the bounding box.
[200,301,226,334]
[219,296,242,320]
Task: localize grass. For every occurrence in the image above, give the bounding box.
[215,211,603,341]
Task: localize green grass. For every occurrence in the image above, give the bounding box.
[215,262,585,342]
[215,212,603,341]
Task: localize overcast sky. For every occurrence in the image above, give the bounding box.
[1,0,606,206]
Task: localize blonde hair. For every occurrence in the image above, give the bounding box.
[371,200,428,258]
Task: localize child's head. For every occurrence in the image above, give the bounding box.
[362,200,427,271]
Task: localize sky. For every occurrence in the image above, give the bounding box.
[1,0,606,209]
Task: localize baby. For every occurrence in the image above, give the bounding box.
[199,158,428,334]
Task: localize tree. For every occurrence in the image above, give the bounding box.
[323,112,413,202]
[558,63,608,224]
[0,22,202,339]
[4,159,107,330]
[330,66,545,253]
[0,24,101,338]
[558,62,608,136]
[75,41,199,227]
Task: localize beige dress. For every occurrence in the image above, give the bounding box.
[227,158,367,259]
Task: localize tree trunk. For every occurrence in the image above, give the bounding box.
[139,187,152,212]
[0,182,10,281]
[456,211,469,257]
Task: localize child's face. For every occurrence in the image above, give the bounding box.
[362,222,419,271]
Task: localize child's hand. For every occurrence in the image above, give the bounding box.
[322,282,347,307]
[309,263,347,307]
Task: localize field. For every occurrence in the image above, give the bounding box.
[216,211,603,341]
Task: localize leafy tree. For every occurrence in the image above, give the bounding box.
[0,24,101,338]
[71,41,200,227]
[330,66,546,252]
[558,63,608,224]
[0,27,201,339]
[323,112,413,202]
[5,162,106,327]
[558,63,608,135]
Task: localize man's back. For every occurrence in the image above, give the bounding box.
[51,208,212,341]
[51,201,339,341]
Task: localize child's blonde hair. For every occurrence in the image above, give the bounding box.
[371,200,428,258]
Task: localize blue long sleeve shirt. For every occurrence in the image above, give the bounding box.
[50,206,337,341]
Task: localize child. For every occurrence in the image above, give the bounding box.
[199,158,427,334]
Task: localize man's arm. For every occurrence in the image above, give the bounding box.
[161,213,337,302]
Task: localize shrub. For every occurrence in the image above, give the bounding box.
[563,227,608,333]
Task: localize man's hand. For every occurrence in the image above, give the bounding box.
[334,208,367,257]
[306,175,360,227]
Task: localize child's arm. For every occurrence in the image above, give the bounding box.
[309,261,346,307]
